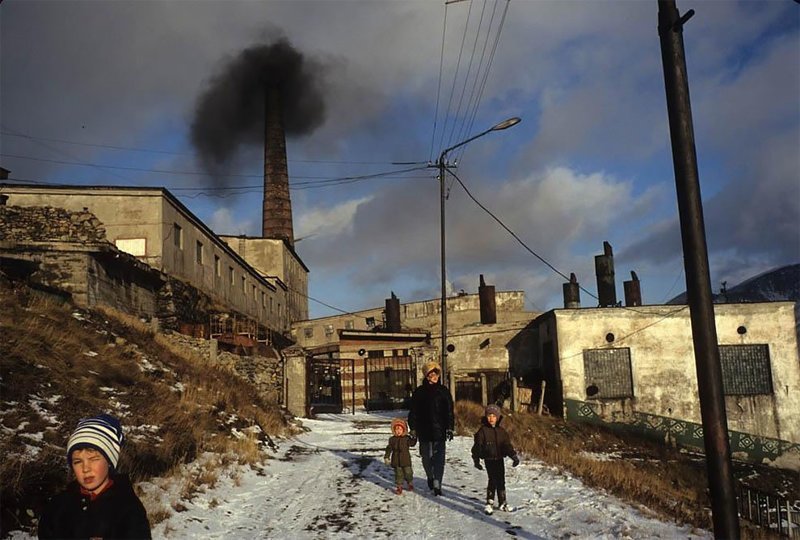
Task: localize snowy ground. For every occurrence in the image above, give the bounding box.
[141,411,710,539]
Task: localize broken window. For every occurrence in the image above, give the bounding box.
[720,344,773,395]
[344,319,354,330]
[324,324,335,337]
[583,348,634,399]
[366,317,376,328]
[304,327,314,338]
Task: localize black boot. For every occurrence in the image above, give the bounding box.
[427,478,434,490]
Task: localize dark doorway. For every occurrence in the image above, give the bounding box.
[308,357,343,414]
[365,355,415,410]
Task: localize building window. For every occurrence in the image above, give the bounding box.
[252,285,257,300]
[304,327,314,338]
[229,267,235,285]
[214,255,221,277]
[583,348,633,399]
[241,276,246,292]
[269,297,274,313]
[344,319,354,330]
[261,292,266,306]
[324,324,334,337]
[196,241,204,265]
[368,350,384,358]
[173,223,183,249]
[720,344,773,395]
[366,317,376,328]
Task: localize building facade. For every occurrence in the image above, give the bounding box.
[530,302,800,465]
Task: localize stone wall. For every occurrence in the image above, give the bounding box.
[166,332,284,404]
[0,205,106,243]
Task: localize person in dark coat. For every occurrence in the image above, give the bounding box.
[407,360,454,496]
[383,417,417,494]
[471,404,520,514]
[38,413,151,539]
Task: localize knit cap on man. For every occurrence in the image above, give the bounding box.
[422,361,441,376]
[67,414,124,469]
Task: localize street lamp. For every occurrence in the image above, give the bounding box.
[436,116,521,381]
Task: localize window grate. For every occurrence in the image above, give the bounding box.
[720,345,772,395]
[583,348,634,399]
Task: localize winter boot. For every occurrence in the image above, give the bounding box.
[498,490,513,512]
[395,485,403,495]
[432,478,442,496]
[406,481,414,492]
[427,478,434,490]
[484,502,494,515]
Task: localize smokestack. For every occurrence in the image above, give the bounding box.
[262,85,294,246]
[478,274,497,324]
[595,241,617,307]
[624,271,642,307]
[563,272,581,308]
[385,292,401,333]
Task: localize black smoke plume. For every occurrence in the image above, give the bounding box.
[191,39,326,174]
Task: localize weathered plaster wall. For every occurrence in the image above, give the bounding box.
[553,303,800,443]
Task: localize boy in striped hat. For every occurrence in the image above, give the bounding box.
[38,413,151,539]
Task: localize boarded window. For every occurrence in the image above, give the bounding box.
[115,238,145,257]
[720,344,772,395]
[583,348,633,399]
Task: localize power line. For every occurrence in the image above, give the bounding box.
[0,130,409,165]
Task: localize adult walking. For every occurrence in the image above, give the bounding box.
[407,360,454,496]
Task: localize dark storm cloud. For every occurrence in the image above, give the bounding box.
[190,39,327,173]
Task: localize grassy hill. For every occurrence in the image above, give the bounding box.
[0,277,292,536]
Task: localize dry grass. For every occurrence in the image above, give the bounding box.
[457,401,799,536]
[457,401,712,530]
[0,282,288,536]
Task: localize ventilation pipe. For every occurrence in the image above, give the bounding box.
[385,292,401,333]
[563,273,581,308]
[595,241,617,307]
[478,274,497,324]
[624,271,642,307]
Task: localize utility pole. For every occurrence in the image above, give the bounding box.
[657,1,739,538]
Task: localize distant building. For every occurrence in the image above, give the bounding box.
[284,280,541,417]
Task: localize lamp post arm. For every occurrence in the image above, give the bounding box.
[438,127,494,166]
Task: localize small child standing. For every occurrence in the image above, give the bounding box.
[38,413,151,539]
[383,418,417,494]
[471,404,520,514]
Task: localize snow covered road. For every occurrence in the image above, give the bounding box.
[151,412,710,539]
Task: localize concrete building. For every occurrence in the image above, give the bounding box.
[530,302,800,465]
[283,279,541,417]
[0,183,307,340]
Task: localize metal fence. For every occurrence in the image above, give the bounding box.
[738,483,800,538]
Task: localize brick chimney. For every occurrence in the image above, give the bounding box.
[262,85,294,246]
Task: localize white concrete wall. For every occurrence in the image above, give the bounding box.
[553,302,800,443]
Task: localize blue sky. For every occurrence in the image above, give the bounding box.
[1,0,798,318]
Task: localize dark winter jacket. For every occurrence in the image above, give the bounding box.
[407,379,454,442]
[384,434,417,467]
[471,416,517,462]
[38,474,151,540]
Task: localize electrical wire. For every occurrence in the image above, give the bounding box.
[437,0,474,154]
[0,129,410,165]
[446,168,689,317]
[429,2,450,164]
